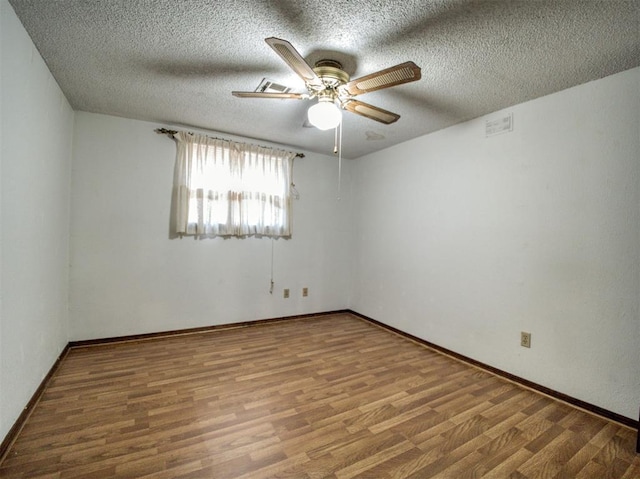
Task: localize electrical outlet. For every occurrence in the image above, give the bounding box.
[283,288,290,299]
[302,287,308,297]
[521,332,531,348]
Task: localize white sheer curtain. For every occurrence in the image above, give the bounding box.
[173,132,295,237]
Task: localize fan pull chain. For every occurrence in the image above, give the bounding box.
[337,121,343,201]
[269,238,274,294]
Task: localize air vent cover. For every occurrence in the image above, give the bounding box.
[256,78,291,94]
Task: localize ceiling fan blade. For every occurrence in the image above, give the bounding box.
[265,37,324,89]
[342,100,400,124]
[341,61,421,96]
[232,91,308,99]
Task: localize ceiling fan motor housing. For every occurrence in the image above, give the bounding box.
[312,60,350,89]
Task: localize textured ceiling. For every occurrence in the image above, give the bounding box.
[8,0,640,158]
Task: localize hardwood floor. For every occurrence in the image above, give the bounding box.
[1,313,638,478]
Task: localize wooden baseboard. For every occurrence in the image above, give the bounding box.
[0,344,71,463]
[347,309,639,431]
[69,310,350,348]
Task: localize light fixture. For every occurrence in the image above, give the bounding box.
[308,96,342,130]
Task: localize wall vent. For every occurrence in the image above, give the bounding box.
[486,113,514,137]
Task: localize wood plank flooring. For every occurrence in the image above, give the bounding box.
[1,313,638,478]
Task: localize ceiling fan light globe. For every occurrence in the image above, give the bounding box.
[308,101,342,130]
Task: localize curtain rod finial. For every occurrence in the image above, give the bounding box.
[155,128,178,137]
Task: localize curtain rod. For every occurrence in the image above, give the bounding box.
[155,128,305,158]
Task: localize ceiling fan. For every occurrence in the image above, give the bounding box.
[232,37,422,130]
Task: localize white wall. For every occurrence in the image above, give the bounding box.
[69,112,353,340]
[350,67,640,420]
[0,1,74,441]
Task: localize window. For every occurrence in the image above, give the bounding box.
[173,132,295,237]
